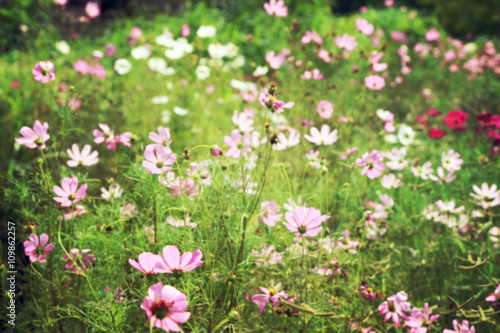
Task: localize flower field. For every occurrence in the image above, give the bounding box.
[1,0,500,332]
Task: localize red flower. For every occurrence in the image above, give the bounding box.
[487,128,500,139]
[477,110,493,127]
[443,109,468,130]
[426,108,441,117]
[417,114,429,126]
[428,128,446,139]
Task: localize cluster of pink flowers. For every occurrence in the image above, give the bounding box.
[93,123,132,150]
[73,59,106,79]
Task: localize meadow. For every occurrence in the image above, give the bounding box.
[1,0,500,332]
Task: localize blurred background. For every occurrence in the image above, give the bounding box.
[1,0,499,54]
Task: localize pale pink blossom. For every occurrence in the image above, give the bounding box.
[23,233,53,263]
[32,61,55,83]
[356,150,385,179]
[316,100,334,119]
[15,120,50,150]
[143,144,177,174]
[263,0,288,17]
[260,201,282,227]
[304,125,338,146]
[356,18,374,36]
[224,129,252,158]
[53,176,87,207]
[85,2,100,18]
[283,206,330,237]
[335,33,358,51]
[67,144,99,167]
[156,245,203,273]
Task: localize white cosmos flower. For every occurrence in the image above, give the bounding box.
[253,66,268,76]
[148,57,167,71]
[114,59,132,75]
[152,96,169,104]
[197,25,216,38]
[173,106,189,116]
[55,41,70,54]
[131,45,151,59]
[397,125,415,145]
[196,65,210,80]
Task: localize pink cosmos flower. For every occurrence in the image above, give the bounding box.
[443,320,475,333]
[130,26,142,39]
[53,176,88,207]
[265,51,287,69]
[59,205,88,220]
[141,282,191,332]
[181,24,190,37]
[283,206,330,237]
[411,161,434,180]
[369,52,388,72]
[156,245,203,274]
[251,285,289,315]
[364,75,386,90]
[143,144,177,174]
[339,146,358,160]
[233,110,254,132]
[63,249,96,274]
[263,0,288,17]
[406,303,440,333]
[85,2,100,18]
[301,30,323,45]
[316,100,334,119]
[317,49,332,63]
[23,233,53,263]
[105,43,116,57]
[385,147,408,170]
[74,60,90,75]
[116,132,132,147]
[32,61,55,83]
[66,144,99,167]
[378,291,411,328]
[301,69,323,80]
[160,173,200,200]
[15,120,50,150]
[260,201,282,227]
[93,123,116,149]
[304,125,338,146]
[356,18,374,36]
[149,126,172,147]
[90,63,106,79]
[442,149,463,172]
[211,145,223,156]
[358,285,377,301]
[224,129,252,158]
[425,28,440,42]
[54,0,67,5]
[391,31,408,43]
[356,150,385,179]
[335,33,358,51]
[486,284,500,303]
[129,252,165,275]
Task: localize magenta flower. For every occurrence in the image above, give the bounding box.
[378,291,411,328]
[156,245,203,274]
[211,145,223,156]
[443,320,476,333]
[316,100,334,119]
[53,176,88,207]
[129,252,165,275]
[364,75,386,90]
[23,233,53,263]
[358,285,376,301]
[85,2,100,18]
[15,120,50,150]
[32,61,55,83]
[486,284,500,303]
[224,129,252,158]
[149,126,172,147]
[425,28,440,42]
[66,144,99,167]
[143,144,177,174]
[263,0,288,17]
[258,92,294,113]
[141,282,191,332]
[356,150,385,179]
[406,303,440,333]
[251,285,289,315]
[283,206,330,237]
[63,249,96,274]
[260,201,282,227]
[105,43,116,57]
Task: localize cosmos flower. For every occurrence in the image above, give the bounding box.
[251,284,289,315]
[260,201,282,227]
[378,291,411,328]
[129,252,165,275]
[141,282,191,332]
[53,176,88,207]
[66,144,99,167]
[15,120,50,150]
[304,125,338,146]
[23,233,53,263]
[32,61,55,83]
[263,0,288,17]
[356,150,385,179]
[364,75,385,90]
[283,206,330,237]
[156,245,203,274]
